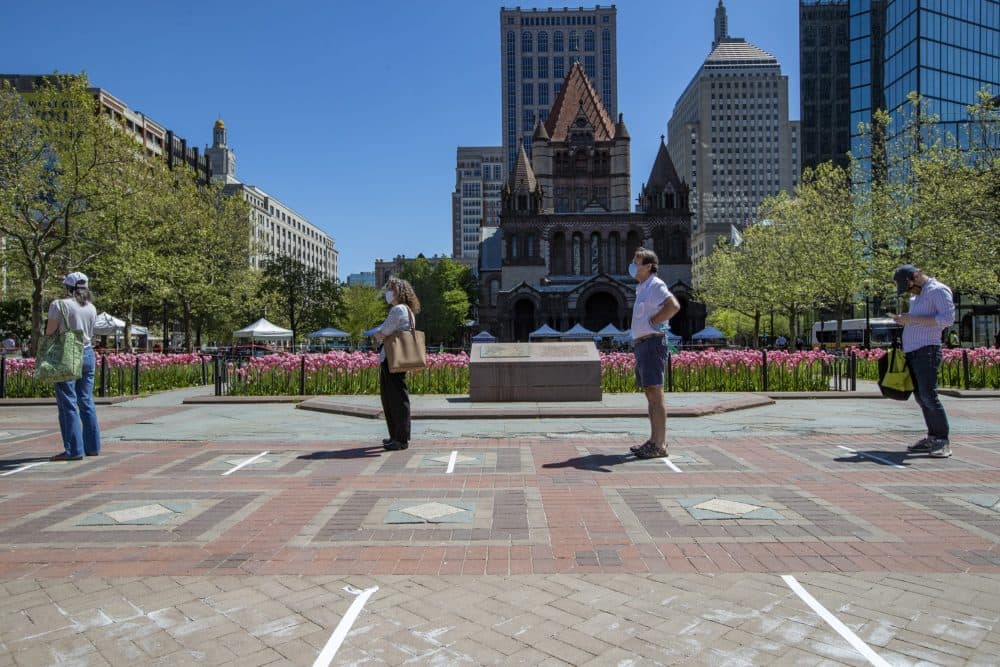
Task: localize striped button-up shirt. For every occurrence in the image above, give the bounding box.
[901,278,955,353]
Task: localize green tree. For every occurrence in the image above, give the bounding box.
[336,284,386,346]
[258,255,336,345]
[399,256,474,346]
[0,74,144,354]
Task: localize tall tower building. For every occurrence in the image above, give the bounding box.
[667,1,800,276]
[452,146,504,268]
[799,0,852,170]
[205,118,238,184]
[499,5,618,173]
[850,0,999,179]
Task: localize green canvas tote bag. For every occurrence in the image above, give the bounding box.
[34,300,85,383]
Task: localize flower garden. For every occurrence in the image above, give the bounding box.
[2,347,998,399]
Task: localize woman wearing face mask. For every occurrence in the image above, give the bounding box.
[373,277,422,450]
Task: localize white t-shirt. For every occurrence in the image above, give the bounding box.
[47,298,97,347]
[631,275,673,340]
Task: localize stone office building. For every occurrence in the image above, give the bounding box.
[478,63,704,342]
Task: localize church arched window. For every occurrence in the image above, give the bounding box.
[572,233,583,275]
[590,232,600,274]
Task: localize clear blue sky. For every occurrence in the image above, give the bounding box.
[2,0,799,278]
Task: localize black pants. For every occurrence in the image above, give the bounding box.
[379,359,410,444]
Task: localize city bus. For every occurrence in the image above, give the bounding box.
[810,317,902,349]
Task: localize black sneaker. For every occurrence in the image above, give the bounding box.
[384,440,408,451]
[928,439,951,458]
[907,437,933,453]
[634,442,668,459]
[382,438,393,447]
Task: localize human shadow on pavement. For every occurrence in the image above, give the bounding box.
[542,453,632,473]
[833,450,917,467]
[298,446,383,460]
[0,456,51,472]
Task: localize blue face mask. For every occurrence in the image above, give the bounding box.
[628,262,639,279]
[384,290,395,304]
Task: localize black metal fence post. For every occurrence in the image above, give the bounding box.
[132,357,140,395]
[0,356,6,399]
[99,354,107,397]
[962,349,970,390]
[214,355,221,396]
[850,350,857,392]
[201,356,207,386]
[299,355,306,396]
[666,352,673,392]
[761,349,768,391]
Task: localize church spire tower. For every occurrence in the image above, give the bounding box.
[713,0,729,48]
[206,118,238,184]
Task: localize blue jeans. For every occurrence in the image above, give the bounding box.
[54,347,101,457]
[905,345,949,440]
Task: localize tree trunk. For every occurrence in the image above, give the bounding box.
[29,275,45,358]
[182,302,192,353]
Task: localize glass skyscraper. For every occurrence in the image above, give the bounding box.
[850,0,999,171]
[799,0,852,170]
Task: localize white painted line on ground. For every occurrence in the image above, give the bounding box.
[222,451,269,476]
[1,462,48,476]
[312,584,379,667]
[837,445,905,469]
[445,450,458,474]
[782,575,892,667]
[661,457,682,473]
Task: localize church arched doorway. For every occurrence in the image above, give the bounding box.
[513,299,536,342]
[582,291,620,332]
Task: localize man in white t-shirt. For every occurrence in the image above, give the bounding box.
[628,247,681,459]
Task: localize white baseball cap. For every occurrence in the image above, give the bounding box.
[63,272,88,288]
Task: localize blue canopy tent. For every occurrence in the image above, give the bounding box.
[692,326,727,343]
[595,323,625,337]
[528,324,563,340]
[561,323,596,340]
[471,330,497,343]
[306,327,350,339]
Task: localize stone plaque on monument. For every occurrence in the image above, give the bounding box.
[469,341,602,402]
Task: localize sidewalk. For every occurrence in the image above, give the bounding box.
[0,390,997,665]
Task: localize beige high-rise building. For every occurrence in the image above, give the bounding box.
[452,146,504,268]
[667,1,800,280]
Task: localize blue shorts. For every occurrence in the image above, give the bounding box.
[634,336,668,388]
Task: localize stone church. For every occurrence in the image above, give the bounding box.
[477,63,704,342]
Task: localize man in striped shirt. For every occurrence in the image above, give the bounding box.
[891,265,955,458]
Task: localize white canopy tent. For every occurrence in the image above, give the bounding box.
[233,318,293,341]
[93,312,151,337]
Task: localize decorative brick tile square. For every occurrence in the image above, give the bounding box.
[0,491,268,547]
[372,447,531,475]
[782,443,989,471]
[548,444,752,473]
[607,485,893,544]
[295,488,547,546]
[148,450,311,477]
[0,451,138,478]
[868,484,1000,541]
[0,429,47,443]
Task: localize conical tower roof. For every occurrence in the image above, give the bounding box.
[645,136,682,191]
[532,118,550,142]
[543,62,615,142]
[511,142,537,192]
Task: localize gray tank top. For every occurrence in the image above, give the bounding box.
[47,298,97,347]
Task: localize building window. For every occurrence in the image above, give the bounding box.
[523,83,533,105]
[539,83,549,107]
[584,55,595,78]
[590,232,600,274]
[527,233,536,257]
[522,56,533,78]
[584,30,595,51]
[572,234,583,274]
[537,31,548,52]
[554,31,564,52]
[554,56,565,79]
[569,30,579,51]
[521,30,532,52]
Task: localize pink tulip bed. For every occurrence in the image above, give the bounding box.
[4,347,997,398]
[853,347,1000,389]
[1,353,210,398]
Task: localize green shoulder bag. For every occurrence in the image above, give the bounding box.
[34,300,85,383]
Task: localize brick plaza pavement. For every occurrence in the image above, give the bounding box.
[0,389,998,665]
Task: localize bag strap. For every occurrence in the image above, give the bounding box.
[404,305,417,340]
[54,299,71,335]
